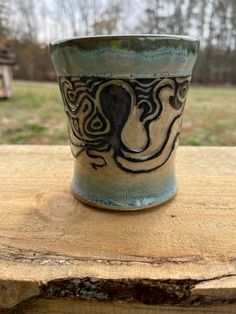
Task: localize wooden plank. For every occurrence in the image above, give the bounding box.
[20,299,236,314]
[0,145,235,312]
[0,65,13,98]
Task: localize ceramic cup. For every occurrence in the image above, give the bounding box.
[50,35,199,210]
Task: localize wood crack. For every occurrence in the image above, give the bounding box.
[0,243,233,267]
[1,274,236,312]
[42,274,236,305]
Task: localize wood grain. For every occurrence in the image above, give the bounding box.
[20,299,236,314]
[0,145,235,312]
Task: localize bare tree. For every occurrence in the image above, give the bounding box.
[230,0,236,50]
[167,0,185,34]
[138,0,166,34]
[14,0,39,42]
[93,1,122,35]
[52,0,103,38]
[1,1,13,38]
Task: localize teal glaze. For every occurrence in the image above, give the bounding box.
[50,34,199,78]
[71,172,177,210]
[50,35,199,210]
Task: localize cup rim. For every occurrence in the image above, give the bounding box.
[50,34,199,78]
[50,34,199,47]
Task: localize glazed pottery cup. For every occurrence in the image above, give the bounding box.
[50,35,199,210]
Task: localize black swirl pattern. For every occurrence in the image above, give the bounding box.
[58,76,190,173]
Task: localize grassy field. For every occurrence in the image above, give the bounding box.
[0,80,235,146]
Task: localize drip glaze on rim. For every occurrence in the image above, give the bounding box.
[50,34,199,79]
[50,34,199,48]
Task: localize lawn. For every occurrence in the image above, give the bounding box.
[0,80,235,146]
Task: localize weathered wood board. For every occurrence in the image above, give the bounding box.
[0,65,13,98]
[0,145,235,313]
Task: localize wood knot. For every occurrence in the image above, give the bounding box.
[35,192,82,222]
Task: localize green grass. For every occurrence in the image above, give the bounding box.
[0,80,235,146]
[182,87,236,146]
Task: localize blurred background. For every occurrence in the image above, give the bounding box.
[0,0,235,146]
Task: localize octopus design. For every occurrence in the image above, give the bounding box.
[59,76,190,173]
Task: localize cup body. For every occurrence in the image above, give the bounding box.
[50,35,199,210]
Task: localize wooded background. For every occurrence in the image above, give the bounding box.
[1,0,236,83]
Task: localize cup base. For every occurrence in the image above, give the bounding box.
[71,177,178,211]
